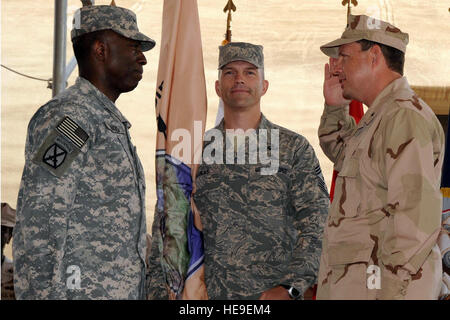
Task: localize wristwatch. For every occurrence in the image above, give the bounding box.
[280,284,301,300]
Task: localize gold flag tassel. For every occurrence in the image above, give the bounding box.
[222,0,236,45]
[342,0,358,23]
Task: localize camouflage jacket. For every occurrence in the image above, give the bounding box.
[13,77,147,300]
[317,77,445,299]
[193,114,328,299]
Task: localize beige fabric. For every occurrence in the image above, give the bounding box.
[320,14,409,58]
[317,77,445,300]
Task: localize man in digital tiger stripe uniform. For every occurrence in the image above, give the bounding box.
[190,42,329,300]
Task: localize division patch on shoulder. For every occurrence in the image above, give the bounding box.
[33,117,89,178]
[43,143,67,169]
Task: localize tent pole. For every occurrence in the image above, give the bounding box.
[52,0,67,97]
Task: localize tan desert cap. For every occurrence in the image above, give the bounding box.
[320,14,409,58]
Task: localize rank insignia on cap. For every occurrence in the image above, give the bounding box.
[43,143,67,169]
[57,116,89,149]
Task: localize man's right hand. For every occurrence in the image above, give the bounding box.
[323,57,350,106]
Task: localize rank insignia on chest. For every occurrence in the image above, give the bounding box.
[33,116,89,178]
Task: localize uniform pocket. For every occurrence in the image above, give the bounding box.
[328,242,373,266]
[82,123,134,197]
[193,165,224,224]
[334,156,361,218]
[337,157,359,178]
[327,242,375,299]
[194,166,223,200]
[249,165,289,203]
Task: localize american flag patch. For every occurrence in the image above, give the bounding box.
[56,116,89,149]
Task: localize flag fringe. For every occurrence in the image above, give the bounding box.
[441,187,450,198]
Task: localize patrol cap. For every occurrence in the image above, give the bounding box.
[218,42,264,69]
[320,14,409,58]
[71,5,156,52]
[1,203,15,228]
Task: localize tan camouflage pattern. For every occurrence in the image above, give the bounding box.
[317,77,445,299]
[2,256,15,300]
[218,42,264,69]
[320,14,409,58]
[71,5,155,51]
[193,115,328,299]
[13,77,147,300]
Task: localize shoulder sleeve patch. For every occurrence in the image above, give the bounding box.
[57,116,89,148]
[32,117,89,178]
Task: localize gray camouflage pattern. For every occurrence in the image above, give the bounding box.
[71,5,155,51]
[13,77,147,300]
[218,42,264,69]
[148,114,329,299]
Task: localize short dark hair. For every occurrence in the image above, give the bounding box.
[356,39,405,76]
[72,30,109,67]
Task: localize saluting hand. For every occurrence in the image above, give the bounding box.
[323,57,350,107]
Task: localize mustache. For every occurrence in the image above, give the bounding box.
[231,85,250,91]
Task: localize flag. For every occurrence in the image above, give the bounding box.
[439,112,450,298]
[215,99,225,126]
[441,112,450,214]
[154,0,208,300]
[329,100,364,201]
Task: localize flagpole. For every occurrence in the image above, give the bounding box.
[222,0,236,45]
[342,0,358,23]
[215,1,237,126]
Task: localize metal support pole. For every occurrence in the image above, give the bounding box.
[52,0,67,97]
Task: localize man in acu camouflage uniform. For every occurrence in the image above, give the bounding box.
[317,15,444,299]
[193,42,329,299]
[13,4,155,299]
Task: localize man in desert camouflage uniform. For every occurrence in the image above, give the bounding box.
[2,203,16,300]
[317,14,444,300]
[150,42,328,299]
[13,4,155,299]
